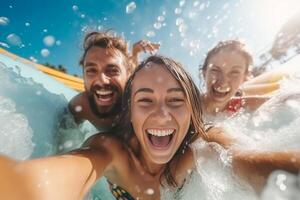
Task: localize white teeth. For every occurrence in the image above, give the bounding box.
[95,89,113,95]
[147,129,174,137]
[214,86,231,93]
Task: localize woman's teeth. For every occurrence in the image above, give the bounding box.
[147,129,174,137]
[214,86,231,93]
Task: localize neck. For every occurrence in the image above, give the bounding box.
[202,95,228,116]
[129,146,165,179]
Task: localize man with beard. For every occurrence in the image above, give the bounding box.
[68,31,160,131]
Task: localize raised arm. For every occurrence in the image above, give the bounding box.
[131,40,160,66]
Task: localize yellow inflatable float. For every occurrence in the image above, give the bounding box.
[242,55,300,96]
[0,48,84,92]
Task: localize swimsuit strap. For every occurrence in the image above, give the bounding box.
[108,181,136,200]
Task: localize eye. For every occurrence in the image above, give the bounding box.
[229,70,242,76]
[106,66,120,76]
[137,98,153,106]
[168,97,185,107]
[210,68,220,73]
[85,67,97,76]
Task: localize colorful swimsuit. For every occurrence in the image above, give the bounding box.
[226,97,244,113]
[108,181,135,200]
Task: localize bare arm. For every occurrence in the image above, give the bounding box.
[243,96,270,111]
[0,135,117,200]
[232,150,300,192]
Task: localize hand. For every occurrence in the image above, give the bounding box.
[206,127,235,148]
[132,40,160,56]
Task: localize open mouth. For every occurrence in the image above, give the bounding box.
[212,86,231,98]
[94,88,116,105]
[146,128,175,149]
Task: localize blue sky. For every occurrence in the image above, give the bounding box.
[1,0,300,83]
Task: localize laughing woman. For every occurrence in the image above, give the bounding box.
[1,55,300,200]
[200,40,271,117]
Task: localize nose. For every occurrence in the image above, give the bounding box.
[215,73,227,86]
[152,103,172,123]
[98,72,110,85]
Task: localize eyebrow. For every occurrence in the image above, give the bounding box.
[83,62,97,68]
[133,87,183,96]
[167,88,184,93]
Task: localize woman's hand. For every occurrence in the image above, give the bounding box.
[131,40,160,66]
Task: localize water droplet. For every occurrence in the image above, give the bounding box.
[275,174,287,191]
[176,18,184,26]
[145,188,154,195]
[43,35,55,47]
[157,15,165,22]
[180,38,188,47]
[199,3,205,11]
[29,56,37,63]
[188,12,196,19]
[179,0,185,7]
[146,31,155,38]
[193,1,199,7]
[43,29,48,33]
[0,17,9,26]
[72,5,79,11]
[174,8,182,14]
[130,31,135,35]
[6,33,22,47]
[80,14,85,18]
[0,42,10,48]
[55,40,61,46]
[63,140,73,148]
[153,22,162,30]
[41,49,50,57]
[178,23,188,33]
[162,11,166,15]
[126,2,136,14]
[75,106,82,112]
[25,22,30,27]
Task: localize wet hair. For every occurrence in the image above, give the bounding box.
[79,30,134,73]
[200,40,253,77]
[116,55,207,187]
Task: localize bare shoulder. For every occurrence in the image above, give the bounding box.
[68,92,89,121]
[83,133,125,153]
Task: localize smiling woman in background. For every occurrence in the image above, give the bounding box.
[199,40,271,117]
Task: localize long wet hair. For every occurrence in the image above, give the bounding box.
[200,40,253,77]
[115,55,207,187]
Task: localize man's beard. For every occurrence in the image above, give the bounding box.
[88,91,122,119]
